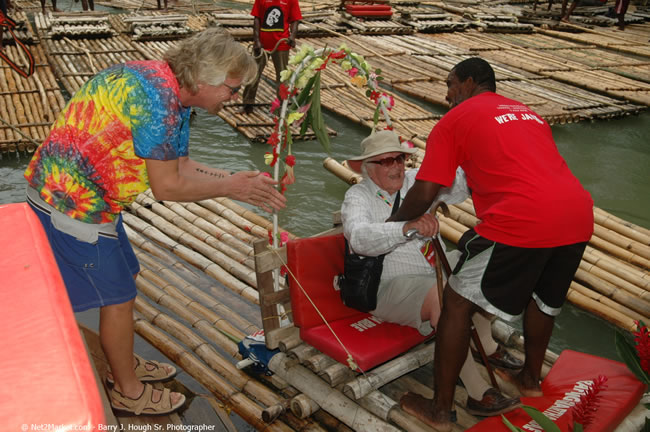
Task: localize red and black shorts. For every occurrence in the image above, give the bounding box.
[448,228,587,321]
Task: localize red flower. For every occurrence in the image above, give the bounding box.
[329,50,346,59]
[267,229,273,245]
[267,131,280,147]
[279,83,290,100]
[633,321,650,374]
[570,375,608,429]
[285,155,296,167]
[384,125,394,130]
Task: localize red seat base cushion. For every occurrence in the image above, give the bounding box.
[300,313,432,371]
[468,350,646,432]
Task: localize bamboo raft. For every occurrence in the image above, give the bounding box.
[112,187,649,431]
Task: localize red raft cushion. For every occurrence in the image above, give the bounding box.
[0,203,105,430]
[468,349,646,432]
[286,234,431,371]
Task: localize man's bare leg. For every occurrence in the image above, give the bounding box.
[100,299,183,405]
[402,287,474,431]
[497,299,550,397]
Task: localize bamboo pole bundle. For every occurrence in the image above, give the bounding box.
[129,201,260,288]
[134,296,290,410]
[123,212,260,304]
[137,193,255,268]
[198,198,271,240]
[214,197,299,241]
[573,268,650,318]
[583,247,650,290]
[146,194,254,257]
[589,233,650,270]
[594,207,650,244]
[136,279,241,358]
[133,318,295,432]
[569,280,646,323]
[137,266,247,342]
[342,344,434,400]
[134,249,260,336]
[578,259,650,302]
[176,201,258,245]
[269,352,401,432]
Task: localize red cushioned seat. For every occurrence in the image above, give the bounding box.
[287,234,431,371]
[0,203,105,430]
[468,350,646,432]
[302,314,430,371]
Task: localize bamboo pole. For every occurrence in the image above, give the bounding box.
[269,352,401,432]
[342,344,435,400]
[594,207,650,243]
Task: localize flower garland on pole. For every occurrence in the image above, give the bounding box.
[264,43,399,252]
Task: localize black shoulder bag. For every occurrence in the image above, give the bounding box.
[339,191,400,312]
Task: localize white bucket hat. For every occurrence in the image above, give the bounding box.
[347,130,417,174]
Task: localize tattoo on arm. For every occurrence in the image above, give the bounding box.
[195,167,225,178]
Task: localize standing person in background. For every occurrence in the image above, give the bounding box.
[560,0,580,22]
[240,0,302,115]
[613,0,630,30]
[39,0,60,14]
[389,57,593,431]
[24,28,286,416]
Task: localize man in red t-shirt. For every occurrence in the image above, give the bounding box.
[389,58,593,431]
[241,0,302,114]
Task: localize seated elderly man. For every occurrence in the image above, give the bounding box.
[341,130,522,418]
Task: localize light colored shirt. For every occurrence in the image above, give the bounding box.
[341,168,469,282]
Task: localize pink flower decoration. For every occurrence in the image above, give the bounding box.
[270,98,281,113]
[348,67,359,78]
[261,172,271,178]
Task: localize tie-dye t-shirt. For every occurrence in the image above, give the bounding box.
[24,60,190,224]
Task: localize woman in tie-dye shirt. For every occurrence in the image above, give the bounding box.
[24,29,286,416]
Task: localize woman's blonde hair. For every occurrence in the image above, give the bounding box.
[164,28,257,94]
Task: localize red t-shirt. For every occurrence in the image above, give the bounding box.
[417,92,594,248]
[251,0,302,52]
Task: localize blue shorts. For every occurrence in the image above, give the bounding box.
[27,201,140,312]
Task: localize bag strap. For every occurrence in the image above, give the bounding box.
[0,12,36,78]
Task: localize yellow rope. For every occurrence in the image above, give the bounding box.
[269,246,366,375]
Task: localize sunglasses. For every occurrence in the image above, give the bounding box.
[367,154,406,167]
[223,82,241,96]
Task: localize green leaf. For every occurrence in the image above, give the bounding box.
[365,89,372,97]
[295,75,317,107]
[377,76,384,81]
[299,109,312,137]
[375,68,382,75]
[521,405,561,432]
[501,415,526,432]
[373,106,380,127]
[573,422,584,432]
[615,329,650,384]
[309,72,330,153]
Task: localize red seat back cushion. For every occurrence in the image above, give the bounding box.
[300,314,430,371]
[468,350,646,432]
[287,234,362,329]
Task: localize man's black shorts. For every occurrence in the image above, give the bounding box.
[448,228,587,321]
